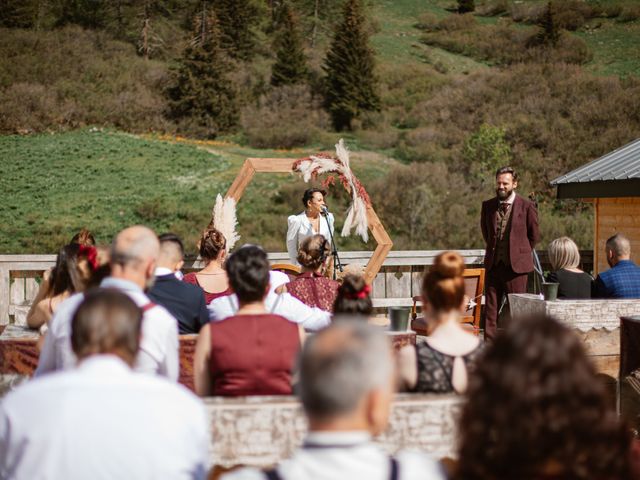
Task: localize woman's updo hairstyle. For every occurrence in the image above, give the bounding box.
[225,245,270,303]
[333,274,373,316]
[199,228,226,262]
[422,251,465,312]
[297,234,330,271]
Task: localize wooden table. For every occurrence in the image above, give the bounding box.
[0,326,415,394]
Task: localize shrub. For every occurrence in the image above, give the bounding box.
[241,84,329,149]
[415,12,440,31]
[438,13,477,31]
[476,0,509,17]
[618,5,640,22]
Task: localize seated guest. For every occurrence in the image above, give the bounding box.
[546,236,592,299]
[454,314,632,480]
[0,289,208,479]
[333,274,373,317]
[222,322,445,480]
[26,243,99,331]
[194,245,302,396]
[184,228,231,303]
[36,226,179,380]
[148,233,208,334]
[397,251,481,394]
[281,234,339,312]
[593,233,640,298]
[208,252,332,331]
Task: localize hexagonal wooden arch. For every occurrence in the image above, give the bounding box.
[225,158,393,284]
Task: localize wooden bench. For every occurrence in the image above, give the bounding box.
[204,393,463,469]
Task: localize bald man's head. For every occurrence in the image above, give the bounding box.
[112,226,159,266]
[110,226,159,287]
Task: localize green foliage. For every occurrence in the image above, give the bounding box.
[457,0,475,14]
[166,8,239,138]
[463,124,512,188]
[323,0,380,130]
[53,0,109,29]
[0,129,229,253]
[212,0,261,60]
[271,3,309,86]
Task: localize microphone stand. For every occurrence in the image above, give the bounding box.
[321,209,343,280]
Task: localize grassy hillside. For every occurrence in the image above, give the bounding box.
[0,129,394,253]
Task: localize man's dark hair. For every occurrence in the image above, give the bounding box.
[302,188,327,208]
[71,288,143,362]
[495,166,518,181]
[158,232,185,258]
[225,245,270,303]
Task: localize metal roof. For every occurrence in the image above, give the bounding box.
[550,138,640,198]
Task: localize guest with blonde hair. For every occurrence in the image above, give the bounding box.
[546,236,592,299]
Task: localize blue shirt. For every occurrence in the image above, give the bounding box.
[593,260,640,299]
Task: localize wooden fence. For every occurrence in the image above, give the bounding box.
[0,249,594,326]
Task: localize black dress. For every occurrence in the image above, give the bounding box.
[546,269,592,299]
[412,341,483,394]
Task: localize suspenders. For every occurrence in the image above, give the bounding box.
[264,456,399,480]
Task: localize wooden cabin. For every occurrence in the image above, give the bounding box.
[551,139,640,275]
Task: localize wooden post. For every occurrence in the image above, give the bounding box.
[0,265,9,326]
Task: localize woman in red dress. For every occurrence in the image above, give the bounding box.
[282,234,339,312]
[183,228,231,304]
[193,245,302,397]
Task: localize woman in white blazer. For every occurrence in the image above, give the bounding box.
[287,188,334,266]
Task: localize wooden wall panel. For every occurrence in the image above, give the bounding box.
[594,198,640,275]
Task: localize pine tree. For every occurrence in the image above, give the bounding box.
[212,0,261,60]
[457,0,475,14]
[323,0,379,131]
[166,3,238,137]
[539,1,560,47]
[271,4,309,87]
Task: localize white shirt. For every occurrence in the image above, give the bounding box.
[0,355,209,480]
[222,431,445,480]
[36,277,180,381]
[208,290,331,332]
[286,212,335,265]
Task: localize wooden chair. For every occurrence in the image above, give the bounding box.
[270,263,301,283]
[411,268,485,336]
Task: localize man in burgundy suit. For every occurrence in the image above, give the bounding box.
[481,166,540,340]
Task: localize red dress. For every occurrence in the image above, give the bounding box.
[183,272,231,304]
[209,314,300,396]
[286,272,339,312]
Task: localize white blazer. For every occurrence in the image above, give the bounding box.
[286,212,334,265]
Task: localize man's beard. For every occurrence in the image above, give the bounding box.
[496,188,512,200]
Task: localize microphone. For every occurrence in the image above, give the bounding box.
[320,206,329,216]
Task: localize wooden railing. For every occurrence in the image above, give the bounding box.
[0,250,594,326]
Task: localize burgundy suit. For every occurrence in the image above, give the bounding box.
[481,194,540,339]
